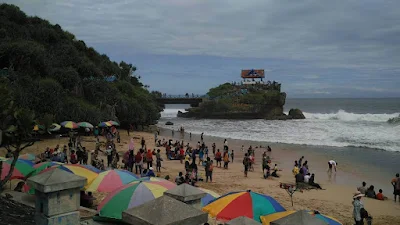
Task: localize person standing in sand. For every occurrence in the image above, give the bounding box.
[391,173,400,202]
[352,191,365,225]
[212,143,216,156]
[223,139,228,151]
[243,153,250,177]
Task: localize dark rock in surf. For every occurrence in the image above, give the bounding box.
[387,115,400,124]
[288,108,306,119]
[165,121,174,126]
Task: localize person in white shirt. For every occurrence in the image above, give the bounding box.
[223,139,228,150]
[328,160,337,173]
[304,173,311,183]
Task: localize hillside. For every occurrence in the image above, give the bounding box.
[178,81,305,120]
[0,4,161,128]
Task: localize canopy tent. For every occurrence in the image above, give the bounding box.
[226,216,261,225]
[122,195,208,225]
[269,210,328,225]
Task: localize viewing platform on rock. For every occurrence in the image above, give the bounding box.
[156,94,205,107]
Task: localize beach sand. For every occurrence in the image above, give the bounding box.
[1,130,399,225]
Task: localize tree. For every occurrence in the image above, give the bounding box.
[0,80,36,190]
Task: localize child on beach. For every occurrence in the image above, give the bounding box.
[230,150,234,163]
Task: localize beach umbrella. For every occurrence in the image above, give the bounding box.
[15,159,35,167]
[77,122,94,129]
[60,121,78,129]
[198,187,220,206]
[140,176,176,185]
[202,190,285,223]
[48,123,61,132]
[33,161,64,170]
[107,120,120,126]
[42,164,98,187]
[18,153,36,161]
[81,164,102,173]
[98,122,112,127]
[85,170,141,192]
[260,210,342,225]
[97,180,177,220]
[0,159,35,180]
[22,161,64,194]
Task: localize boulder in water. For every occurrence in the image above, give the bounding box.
[388,115,400,124]
[288,108,306,119]
[165,121,174,126]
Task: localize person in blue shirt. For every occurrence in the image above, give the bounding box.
[146,167,155,177]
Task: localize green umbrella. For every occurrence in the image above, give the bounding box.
[49,123,61,132]
[1,159,35,180]
[77,122,94,129]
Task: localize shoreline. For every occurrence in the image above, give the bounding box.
[157,127,398,195]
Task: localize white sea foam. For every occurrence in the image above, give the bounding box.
[303,110,399,122]
[159,109,400,152]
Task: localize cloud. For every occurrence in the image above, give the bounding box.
[4,0,400,97]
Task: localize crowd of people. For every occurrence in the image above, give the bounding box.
[292,156,323,190]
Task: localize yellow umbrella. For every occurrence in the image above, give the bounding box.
[260,211,296,224]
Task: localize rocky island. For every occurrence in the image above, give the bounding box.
[177,77,305,120]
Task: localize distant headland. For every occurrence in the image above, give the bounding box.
[177,69,305,120]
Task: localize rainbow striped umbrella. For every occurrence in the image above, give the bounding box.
[81,164,102,173]
[33,161,64,171]
[60,121,78,129]
[18,153,36,161]
[97,180,176,220]
[98,122,112,127]
[107,121,120,126]
[42,164,98,187]
[77,122,94,129]
[198,187,220,206]
[85,170,140,192]
[202,190,285,222]
[260,210,342,225]
[1,159,35,180]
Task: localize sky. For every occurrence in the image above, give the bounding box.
[4,0,400,98]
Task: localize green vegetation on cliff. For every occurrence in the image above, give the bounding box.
[0,4,161,127]
[180,81,294,119]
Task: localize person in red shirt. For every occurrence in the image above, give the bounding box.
[376,189,386,200]
[179,148,185,164]
[146,149,153,169]
[135,151,143,175]
[70,150,78,164]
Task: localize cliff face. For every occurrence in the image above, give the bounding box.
[177,82,305,120]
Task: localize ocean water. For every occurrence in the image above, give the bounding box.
[159,98,400,152]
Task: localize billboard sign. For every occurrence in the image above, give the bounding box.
[241,69,265,78]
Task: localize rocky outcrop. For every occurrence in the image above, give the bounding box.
[176,82,305,120]
[288,108,306,119]
[388,115,400,124]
